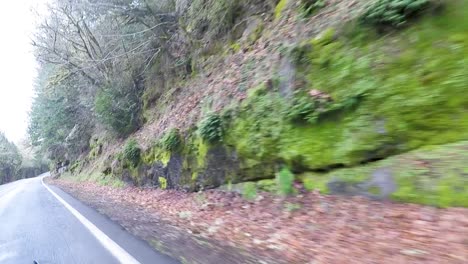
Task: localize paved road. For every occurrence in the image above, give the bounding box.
[0,175,178,264]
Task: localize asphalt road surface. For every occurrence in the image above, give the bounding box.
[0,174,179,264]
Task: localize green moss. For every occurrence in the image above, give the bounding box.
[305,141,468,207]
[159,177,168,189]
[230,43,241,53]
[256,179,276,193]
[193,136,209,169]
[191,171,198,181]
[311,27,336,46]
[275,0,288,19]
[228,1,468,172]
[299,172,328,192]
[227,93,284,164]
[80,1,468,204]
[142,143,172,167]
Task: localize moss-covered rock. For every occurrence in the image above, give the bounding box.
[298,141,468,207]
[107,0,468,208]
[227,0,468,171]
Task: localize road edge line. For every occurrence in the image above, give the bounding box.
[41,176,141,264]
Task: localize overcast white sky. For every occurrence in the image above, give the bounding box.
[0,0,45,143]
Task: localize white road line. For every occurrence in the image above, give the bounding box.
[41,177,141,264]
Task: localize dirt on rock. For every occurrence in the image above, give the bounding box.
[48,178,468,264]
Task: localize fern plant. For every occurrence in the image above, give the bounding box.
[360,0,431,28]
[199,113,224,143]
[300,0,326,18]
[160,128,182,152]
[123,139,141,168]
[286,95,334,124]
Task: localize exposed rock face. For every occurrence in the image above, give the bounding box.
[328,168,397,200]
[278,57,296,98]
[100,0,468,209]
[195,146,240,190]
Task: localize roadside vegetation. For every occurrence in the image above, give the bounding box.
[34,0,468,262]
[0,133,48,184]
[0,133,22,184]
[29,0,467,206]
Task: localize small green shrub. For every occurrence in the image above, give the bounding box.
[95,86,141,137]
[160,129,182,152]
[123,139,141,168]
[300,0,326,18]
[257,179,277,192]
[276,167,295,196]
[360,0,431,28]
[69,161,81,173]
[199,113,224,143]
[242,182,258,200]
[186,0,273,41]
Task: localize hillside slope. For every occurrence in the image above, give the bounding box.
[38,0,468,262]
[27,0,467,209]
[60,0,468,208]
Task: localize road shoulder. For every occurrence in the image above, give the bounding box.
[45,178,263,264]
[43,178,179,264]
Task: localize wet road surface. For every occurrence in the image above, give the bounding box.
[0,175,178,264]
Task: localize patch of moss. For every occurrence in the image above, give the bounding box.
[229,43,241,53]
[191,171,198,181]
[299,172,328,191]
[159,177,168,189]
[227,93,284,165]
[142,144,172,167]
[185,135,209,169]
[305,141,468,207]
[228,1,468,172]
[256,179,276,192]
[275,0,288,19]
